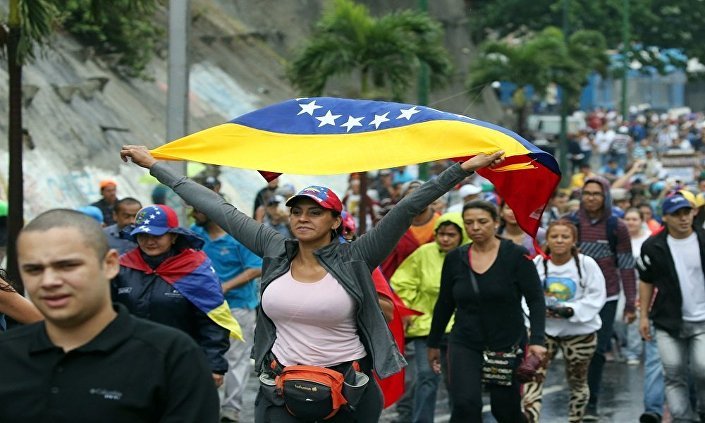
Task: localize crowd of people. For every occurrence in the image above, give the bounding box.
[0,106,703,423]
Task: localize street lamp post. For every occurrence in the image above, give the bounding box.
[621,0,630,120]
[558,0,570,187]
[417,0,430,181]
[167,0,190,224]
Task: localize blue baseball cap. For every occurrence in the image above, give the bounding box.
[130,204,180,237]
[77,205,104,223]
[662,195,692,215]
[127,204,204,249]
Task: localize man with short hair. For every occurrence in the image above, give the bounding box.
[191,208,263,423]
[0,209,219,422]
[572,176,636,421]
[103,197,142,254]
[638,195,705,423]
[91,179,119,226]
[253,178,279,222]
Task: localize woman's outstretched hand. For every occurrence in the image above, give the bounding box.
[120,145,158,169]
[460,150,505,173]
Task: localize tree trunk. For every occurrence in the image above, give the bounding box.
[6,24,24,292]
[516,105,527,138]
[512,87,528,137]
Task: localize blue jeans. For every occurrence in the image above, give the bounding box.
[643,322,664,415]
[588,299,618,407]
[655,320,705,422]
[411,338,448,423]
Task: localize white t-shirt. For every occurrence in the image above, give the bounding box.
[631,230,651,260]
[667,233,705,322]
[530,254,607,337]
[595,129,615,154]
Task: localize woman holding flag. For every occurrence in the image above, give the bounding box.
[121,145,504,422]
[111,204,233,388]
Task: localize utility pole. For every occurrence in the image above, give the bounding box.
[167,0,190,223]
[621,0,630,120]
[558,0,570,187]
[417,0,429,181]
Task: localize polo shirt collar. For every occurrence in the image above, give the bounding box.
[29,303,135,354]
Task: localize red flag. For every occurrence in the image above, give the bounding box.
[371,268,422,408]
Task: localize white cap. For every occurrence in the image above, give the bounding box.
[458,183,482,199]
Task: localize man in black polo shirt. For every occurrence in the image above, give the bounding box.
[0,209,219,422]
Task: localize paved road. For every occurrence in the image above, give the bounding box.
[239,356,649,422]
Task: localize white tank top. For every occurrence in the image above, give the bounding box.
[262,269,367,367]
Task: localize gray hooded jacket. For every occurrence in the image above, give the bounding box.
[150,162,472,378]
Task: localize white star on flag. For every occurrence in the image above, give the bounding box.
[369,112,390,129]
[149,214,156,219]
[397,106,420,120]
[143,219,151,225]
[297,100,323,116]
[341,116,364,132]
[316,110,341,127]
[140,226,151,232]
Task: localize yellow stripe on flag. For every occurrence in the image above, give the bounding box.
[151,120,533,175]
[208,301,244,341]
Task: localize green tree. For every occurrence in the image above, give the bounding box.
[467,27,608,135]
[468,0,702,71]
[60,0,163,77]
[287,0,453,101]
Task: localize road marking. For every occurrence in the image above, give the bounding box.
[433,384,567,422]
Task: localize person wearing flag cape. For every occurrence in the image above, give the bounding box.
[121,144,504,421]
[111,204,238,388]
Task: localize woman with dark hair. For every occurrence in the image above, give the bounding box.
[111,204,231,388]
[0,269,43,329]
[120,145,504,422]
[497,201,546,258]
[522,219,606,423]
[428,200,546,423]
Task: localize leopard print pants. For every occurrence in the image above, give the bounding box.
[523,333,597,423]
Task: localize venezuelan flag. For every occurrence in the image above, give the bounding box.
[151,97,560,236]
[120,249,244,340]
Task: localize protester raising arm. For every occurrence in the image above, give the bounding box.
[121,144,505,421]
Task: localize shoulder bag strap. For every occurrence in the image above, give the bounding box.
[467,247,488,346]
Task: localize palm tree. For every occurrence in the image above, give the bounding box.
[467,27,607,136]
[287,0,453,233]
[1,0,57,287]
[287,0,453,101]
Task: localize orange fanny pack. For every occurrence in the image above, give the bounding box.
[277,365,349,420]
[260,359,369,420]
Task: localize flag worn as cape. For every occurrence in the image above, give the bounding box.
[371,268,423,408]
[120,248,243,340]
[150,97,561,236]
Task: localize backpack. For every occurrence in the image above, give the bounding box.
[566,212,619,257]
